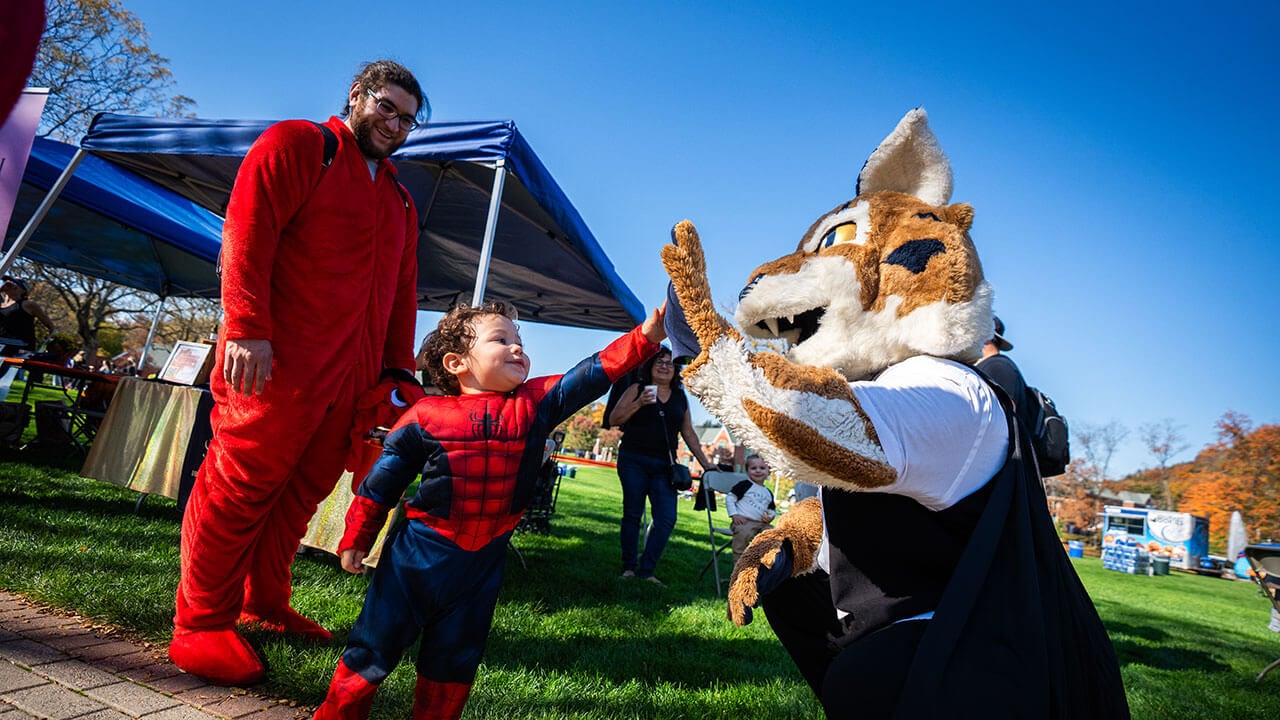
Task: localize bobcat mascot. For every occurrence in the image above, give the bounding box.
[662,109,1128,718]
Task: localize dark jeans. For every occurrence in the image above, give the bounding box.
[617,450,677,578]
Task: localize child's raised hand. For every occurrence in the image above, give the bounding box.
[341,548,368,574]
[641,300,668,344]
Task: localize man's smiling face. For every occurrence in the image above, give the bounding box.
[347,82,417,161]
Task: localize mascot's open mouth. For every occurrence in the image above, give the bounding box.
[755,307,826,346]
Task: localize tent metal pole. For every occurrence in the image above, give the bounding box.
[0,148,86,276]
[139,297,166,373]
[470,158,506,305]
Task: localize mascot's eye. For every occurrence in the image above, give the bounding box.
[819,222,858,250]
[915,212,941,222]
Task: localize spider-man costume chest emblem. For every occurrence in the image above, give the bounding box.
[468,407,503,440]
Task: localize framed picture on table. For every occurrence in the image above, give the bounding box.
[158,340,215,386]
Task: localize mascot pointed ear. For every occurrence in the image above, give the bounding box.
[856,108,953,206]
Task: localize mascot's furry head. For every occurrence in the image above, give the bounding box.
[662,108,994,490]
[734,108,992,381]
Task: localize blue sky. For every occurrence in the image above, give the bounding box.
[120,0,1279,478]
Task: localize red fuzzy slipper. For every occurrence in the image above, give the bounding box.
[168,628,266,686]
[238,606,333,643]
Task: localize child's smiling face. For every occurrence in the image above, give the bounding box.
[746,456,770,484]
[456,314,530,394]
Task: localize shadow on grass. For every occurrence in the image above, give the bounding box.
[0,487,181,524]
[483,632,794,687]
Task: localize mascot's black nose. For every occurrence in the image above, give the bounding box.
[739,274,763,302]
[884,238,945,274]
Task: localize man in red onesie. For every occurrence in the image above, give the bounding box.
[168,60,426,686]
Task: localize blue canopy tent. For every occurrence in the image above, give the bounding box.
[3,137,223,298]
[68,113,644,332]
[0,136,225,363]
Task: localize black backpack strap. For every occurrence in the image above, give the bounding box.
[385,165,411,209]
[314,121,338,168]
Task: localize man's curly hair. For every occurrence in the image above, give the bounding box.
[417,301,518,395]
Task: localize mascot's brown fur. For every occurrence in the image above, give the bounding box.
[661,109,1128,718]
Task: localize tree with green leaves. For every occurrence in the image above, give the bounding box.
[31,0,194,141]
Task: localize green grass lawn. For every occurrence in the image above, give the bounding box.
[1,450,1278,719]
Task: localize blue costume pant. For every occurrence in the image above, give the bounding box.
[342,521,509,685]
[617,450,678,578]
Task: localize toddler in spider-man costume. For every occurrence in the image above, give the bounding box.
[314,300,666,720]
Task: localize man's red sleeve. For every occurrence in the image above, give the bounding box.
[219,121,323,341]
[383,196,419,371]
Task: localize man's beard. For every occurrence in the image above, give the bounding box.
[350,110,403,160]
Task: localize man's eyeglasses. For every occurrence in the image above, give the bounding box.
[365,89,420,132]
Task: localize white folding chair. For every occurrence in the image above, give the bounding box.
[698,470,748,596]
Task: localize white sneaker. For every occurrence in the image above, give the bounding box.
[620,570,636,579]
[642,575,664,586]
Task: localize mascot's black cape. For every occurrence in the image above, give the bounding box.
[893,378,1130,719]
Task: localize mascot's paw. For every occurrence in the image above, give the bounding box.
[168,628,266,686]
[661,220,738,359]
[238,607,333,643]
[727,535,795,626]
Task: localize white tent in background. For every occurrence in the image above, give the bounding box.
[1227,511,1249,578]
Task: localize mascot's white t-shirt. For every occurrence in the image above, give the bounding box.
[817,355,1008,581]
[850,355,1008,511]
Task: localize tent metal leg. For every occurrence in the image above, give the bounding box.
[0,149,85,276]
[470,158,506,304]
[508,541,527,571]
[1257,657,1280,683]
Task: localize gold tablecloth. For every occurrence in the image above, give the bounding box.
[299,472,400,565]
[80,377,209,499]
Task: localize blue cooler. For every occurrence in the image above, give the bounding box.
[1068,540,1085,558]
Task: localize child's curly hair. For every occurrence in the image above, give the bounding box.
[417,301,518,395]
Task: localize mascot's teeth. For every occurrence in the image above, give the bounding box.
[764,318,781,337]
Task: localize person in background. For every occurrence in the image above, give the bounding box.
[605,347,715,585]
[0,276,55,356]
[975,315,1027,409]
[726,454,777,566]
[169,60,426,687]
[314,300,665,720]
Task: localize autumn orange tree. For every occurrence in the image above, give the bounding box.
[557,402,622,455]
[1045,459,1096,533]
[1176,412,1280,551]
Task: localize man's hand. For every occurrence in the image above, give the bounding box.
[640,300,668,344]
[340,548,368,574]
[223,338,273,395]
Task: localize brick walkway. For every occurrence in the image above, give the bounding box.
[0,593,311,720]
